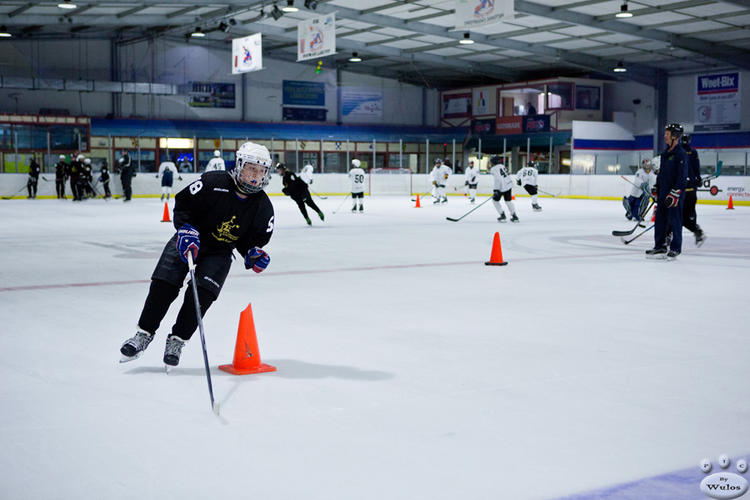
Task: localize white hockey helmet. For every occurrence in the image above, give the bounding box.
[59,154,66,160]
[77,154,85,161]
[84,158,91,165]
[214,150,221,157]
[651,156,660,172]
[351,159,361,168]
[233,142,272,194]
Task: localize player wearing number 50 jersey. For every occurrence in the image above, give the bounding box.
[119,142,275,369]
[349,159,366,212]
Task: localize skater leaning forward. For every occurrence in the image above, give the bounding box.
[120,142,275,368]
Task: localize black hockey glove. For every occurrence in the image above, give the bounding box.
[665,189,681,208]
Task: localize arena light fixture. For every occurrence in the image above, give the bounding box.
[190,27,206,38]
[459,32,474,45]
[270,5,284,20]
[615,1,633,18]
[282,0,298,13]
[57,0,77,9]
[348,52,362,63]
[614,61,627,73]
[0,26,12,38]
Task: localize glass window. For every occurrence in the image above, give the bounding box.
[0,125,11,151]
[696,150,717,176]
[388,153,407,169]
[301,152,319,171]
[595,153,621,175]
[571,153,595,175]
[323,152,346,173]
[547,82,573,110]
[717,150,746,176]
[575,86,600,110]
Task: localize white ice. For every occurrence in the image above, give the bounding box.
[1,194,749,500]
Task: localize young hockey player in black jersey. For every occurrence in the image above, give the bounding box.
[119,142,275,368]
[276,163,324,225]
[26,157,41,199]
[99,161,111,199]
[647,123,688,260]
[55,155,67,199]
[680,134,706,246]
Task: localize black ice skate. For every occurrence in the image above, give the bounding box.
[358,205,363,212]
[497,213,507,223]
[470,198,476,204]
[645,247,668,259]
[163,335,186,370]
[318,211,325,221]
[695,229,706,247]
[532,204,542,211]
[666,249,680,260]
[120,330,154,363]
[351,206,357,212]
[440,196,448,203]
[305,216,312,226]
[511,213,519,223]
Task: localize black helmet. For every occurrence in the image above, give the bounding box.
[681,134,691,146]
[275,162,286,170]
[490,155,502,166]
[527,160,536,168]
[665,123,684,138]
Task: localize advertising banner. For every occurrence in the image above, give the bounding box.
[283,80,325,106]
[231,33,263,74]
[342,89,383,117]
[298,13,336,61]
[695,72,741,132]
[496,116,522,134]
[455,0,514,30]
[443,93,472,118]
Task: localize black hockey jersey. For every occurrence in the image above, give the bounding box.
[173,171,274,256]
[280,171,310,199]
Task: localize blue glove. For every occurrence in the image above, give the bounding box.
[176,224,200,263]
[244,247,270,273]
[665,188,681,208]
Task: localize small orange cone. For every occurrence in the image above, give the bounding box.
[219,304,276,375]
[161,202,171,223]
[512,195,516,200]
[727,195,735,210]
[485,232,508,266]
[414,194,421,208]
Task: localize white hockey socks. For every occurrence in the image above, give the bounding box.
[506,200,517,216]
[532,194,538,205]
[469,188,477,199]
[492,200,507,217]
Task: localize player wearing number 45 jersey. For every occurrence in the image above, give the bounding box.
[349,159,366,212]
[120,142,275,368]
[489,155,519,223]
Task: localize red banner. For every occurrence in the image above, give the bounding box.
[496,116,523,134]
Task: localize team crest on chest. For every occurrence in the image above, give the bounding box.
[212,215,240,243]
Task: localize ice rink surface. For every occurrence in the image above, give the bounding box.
[1,193,749,500]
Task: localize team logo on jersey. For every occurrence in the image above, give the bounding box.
[212,215,240,243]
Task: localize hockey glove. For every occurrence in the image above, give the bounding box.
[517,179,522,186]
[244,247,270,273]
[666,189,681,208]
[651,186,658,198]
[176,224,200,263]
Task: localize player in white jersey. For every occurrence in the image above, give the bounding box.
[489,155,518,222]
[348,159,366,212]
[430,158,452,203]
[205,150,225,172]
[624,159,656,221]
[156,160,180,201]
[300,164,314,185]
[516,161,542,211]
[464,160,479,203]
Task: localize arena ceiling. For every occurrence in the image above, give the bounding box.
[2,0,750,88]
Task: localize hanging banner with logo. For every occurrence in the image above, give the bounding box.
[232,33,263,74]
[455,0,514,30]
[473,88,492,115]
[298,13,336,61]
[443,93,472,118]
[695,72,741,132]
[342,88,383,117]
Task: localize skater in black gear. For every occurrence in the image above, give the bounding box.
[99,160,112,199]
[276,163,324,225]
[26,157,41,199]
[647,123,687,260]
[69,155,84,201]
[119,142,275,368]
[681,134,706,247]
[55,155,68,199]
[118,151,134,201]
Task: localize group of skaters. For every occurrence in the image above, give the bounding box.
[623,124,706,260]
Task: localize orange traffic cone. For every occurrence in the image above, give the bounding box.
[512,195,516,200]
[160,202,171,223]
[414,194,421,208]
[727,195,735,210]
[485,232,508,266]
[219,304,276,375]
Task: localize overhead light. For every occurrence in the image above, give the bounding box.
[271,5,284,20]
[304,0,318,9]
[191,27,206,38]
[349,52,362,63]
[614,61,627,73]
[615,1,633,18]
[282,0,298,13]
[57,0,77,9]
[459,32,474,45]
[0,26,11,38]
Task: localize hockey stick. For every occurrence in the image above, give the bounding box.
[186,252,220,416]
[701,160,723,182]
[309,189,328,200]
[332,194,351,214]
[537,188,558,197]
[446,196,493,222]
[1,185,29,200]
[612,199,654,236]
[621,224,654,245]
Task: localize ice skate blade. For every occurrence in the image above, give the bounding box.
[165,365,173,374]
[119,352,142,363]
[645,254,668,260]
